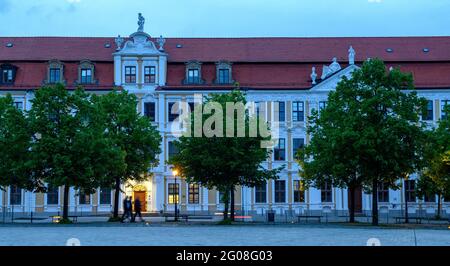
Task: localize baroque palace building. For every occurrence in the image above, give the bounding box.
[1,16,450,218]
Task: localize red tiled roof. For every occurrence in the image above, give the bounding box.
[2,36,450,90]
[1,36,450,63]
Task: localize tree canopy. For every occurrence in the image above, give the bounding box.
[0,95,36,191]
[169,90,282,220]
[298,59,428,225]
[92,90,161,219]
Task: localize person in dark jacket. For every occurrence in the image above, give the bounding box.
[132,197,143,222]
[121,196,132,222]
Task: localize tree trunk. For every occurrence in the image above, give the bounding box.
[230,186,235,221]
[404,180,409,224]
[372,180,379,226]
[113,177,121,218]
[223,190,229,221]
[349,186,356,223]
[437,194,442,220]
[63,184,69,221]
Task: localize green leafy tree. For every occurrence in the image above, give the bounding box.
[0,95,38,191]
[299,59,427,225]
[169,90,282,221]
[297,102,364,223]
[93,90,161,220]
[28,85,123,222]
[417,105,450,219]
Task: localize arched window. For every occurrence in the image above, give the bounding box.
[0,63,18,85]
[47,59,64,84]
[78,60,96,85]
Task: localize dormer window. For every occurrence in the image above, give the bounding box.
[49,68,61,84]
[125,66,137,83]
[81,69,92,84]
[215,61,233,84]
[78,60,95,84]
[47,60,64,84]
[184,61,204,85]
[188,69,199,84]
[0,64,17,85]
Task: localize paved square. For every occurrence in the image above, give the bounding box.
[0,225,449,246]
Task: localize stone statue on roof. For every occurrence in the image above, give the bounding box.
[138,13,145,32]
[157,35,166,51]
[348,46,356,65]
[115,35,124,51]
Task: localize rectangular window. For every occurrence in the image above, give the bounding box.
[187,69,199,84]
[319,101,327,111]
[78,192,91,205]
[2,69,13,83]
[255,182,267,204]
[80,68,92,84]
[14,101,23,110]
[422,100,434,121]
[188,184,200,204]
[168,183,179,204]
[47,186,59,205]
[218,191,232,204]
[424,193,436,203]
[321,182,333,203]
[378,182,389,203]
[292,138,305,159]
[275,101,285,122]
[10,186,22,205]
[218,69,230,84]
[292,101,305,122]
[274,180,286,203]
[144,66,156,84]
[405,180,416,203]
[99,187,112,205]
[168,102,179,122]
[293,180,305,203]
[49,68,60,83]
[144,102,156,122]
[274,138,286,161]
[441,100,450,119]
[125,66,136,83]
[255,102,266,121]
[168,141,179,160]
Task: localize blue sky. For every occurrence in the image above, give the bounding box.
[0,0,449,37]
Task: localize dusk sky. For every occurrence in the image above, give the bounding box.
[0,0,449,37]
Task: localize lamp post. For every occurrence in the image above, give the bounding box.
[172,169,179,222]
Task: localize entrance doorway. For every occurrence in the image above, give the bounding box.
[348,187,363,213]
[133,185,147,212]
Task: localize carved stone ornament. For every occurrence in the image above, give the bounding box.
[157,35,166,51]
[348,46,356,65]
[311,67,317,85]
[115,35,124,51]
[138,13,145,32]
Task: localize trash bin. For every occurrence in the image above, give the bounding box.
[267,211,275,222]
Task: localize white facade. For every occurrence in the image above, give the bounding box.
[1,27,450,218]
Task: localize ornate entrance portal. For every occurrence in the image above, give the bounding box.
[133,184,147,212]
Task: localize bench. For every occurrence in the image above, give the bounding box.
[394,217,422,224]
[50,215,79,223]
[297,215,322,223]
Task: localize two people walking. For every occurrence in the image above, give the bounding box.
[121,196,144,223]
